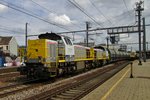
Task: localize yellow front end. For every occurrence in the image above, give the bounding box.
[22,39,58,78]
[27,39,47,63]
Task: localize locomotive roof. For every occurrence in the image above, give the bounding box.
[94,45,105,51]
[38,32,62,40]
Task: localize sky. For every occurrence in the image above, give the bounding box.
[0,0,150,51]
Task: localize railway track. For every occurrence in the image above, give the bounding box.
[25,61,130,100]
[0,72,20,79]
[0,79,44,98]
[0,67,22,82]
[0,67,18,74]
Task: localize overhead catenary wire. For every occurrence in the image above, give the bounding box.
[30,0,53,13]
[0,0,72,31]
[0,30,24,37]
[0,27,23,34]
[119,21,138,38]
[0,15,25,25]
[30,0,82,29]
[0,24,24,34]
[122,0,133,17]
[68,0,104,27]
[108,9,135,27]
[88,0,114,26]
[27,24,150,37]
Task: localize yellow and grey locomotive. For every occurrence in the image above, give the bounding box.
[18,32,130,79]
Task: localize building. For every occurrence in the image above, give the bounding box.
[0,36,18,56]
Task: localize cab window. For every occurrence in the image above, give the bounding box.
[64,38,72,45]
[67,38,72,45]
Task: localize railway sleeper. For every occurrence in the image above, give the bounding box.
[66,89,83,93]
[61,92,77,96]
[56,95,74,99]
[51,90,83,100]
[51,97,64,100]
[73,86,88,91]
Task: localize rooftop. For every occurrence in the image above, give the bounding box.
[0,36,12,45]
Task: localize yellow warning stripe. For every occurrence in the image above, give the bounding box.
[101,67,130,100]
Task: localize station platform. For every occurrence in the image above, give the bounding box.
[81,60,150,100]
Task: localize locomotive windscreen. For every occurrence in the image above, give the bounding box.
[94,46,105,51]
[38,32,61,40]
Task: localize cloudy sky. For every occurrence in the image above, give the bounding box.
[0,0,150,50]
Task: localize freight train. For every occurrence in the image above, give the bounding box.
[18,32,132,79]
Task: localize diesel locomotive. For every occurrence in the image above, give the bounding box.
[18,32,131,79]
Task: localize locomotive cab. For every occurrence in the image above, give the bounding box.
[38,33,76,75]
[39,32,75,62]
